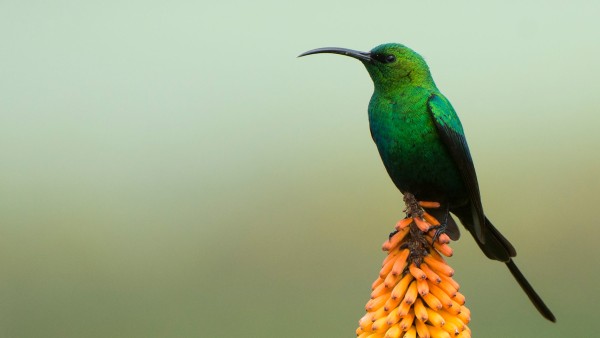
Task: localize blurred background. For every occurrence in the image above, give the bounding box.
[1,1,599,337]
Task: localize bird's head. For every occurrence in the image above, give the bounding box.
[299,43,435,93]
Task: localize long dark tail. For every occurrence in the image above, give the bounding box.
[506,259,556,322]
[452,206,556,322]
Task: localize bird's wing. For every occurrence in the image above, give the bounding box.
[427,93,486,243]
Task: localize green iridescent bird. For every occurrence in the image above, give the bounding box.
[300,43,555,322]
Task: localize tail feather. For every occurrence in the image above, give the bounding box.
[453,207,515,262]
[506,259,556,322]
[452,206,555,321]
[479,217,516,261]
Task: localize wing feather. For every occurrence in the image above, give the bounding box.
[427,94,486,242]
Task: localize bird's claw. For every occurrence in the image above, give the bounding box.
[429,203,450,243]
[430,224,447,244]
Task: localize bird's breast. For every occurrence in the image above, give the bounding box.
[368,91,464,201]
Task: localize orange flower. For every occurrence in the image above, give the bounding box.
[356,195,471,338]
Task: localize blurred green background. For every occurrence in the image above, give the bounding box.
[1,1,599,337]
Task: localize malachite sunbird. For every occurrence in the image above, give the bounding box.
[300,43,555,322]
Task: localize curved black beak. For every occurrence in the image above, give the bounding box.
[298,47,372,62]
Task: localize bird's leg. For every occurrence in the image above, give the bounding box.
[430,203,450,243]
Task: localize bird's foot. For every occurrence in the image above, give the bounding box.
[429,223,448,244]
[388,229,398,240]
[428,203,450,243]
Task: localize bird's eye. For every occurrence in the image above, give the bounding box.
[385,55,396,63]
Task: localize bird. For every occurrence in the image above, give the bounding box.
[299,43,555,322]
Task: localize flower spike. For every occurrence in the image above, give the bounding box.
[357,193,471,337]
